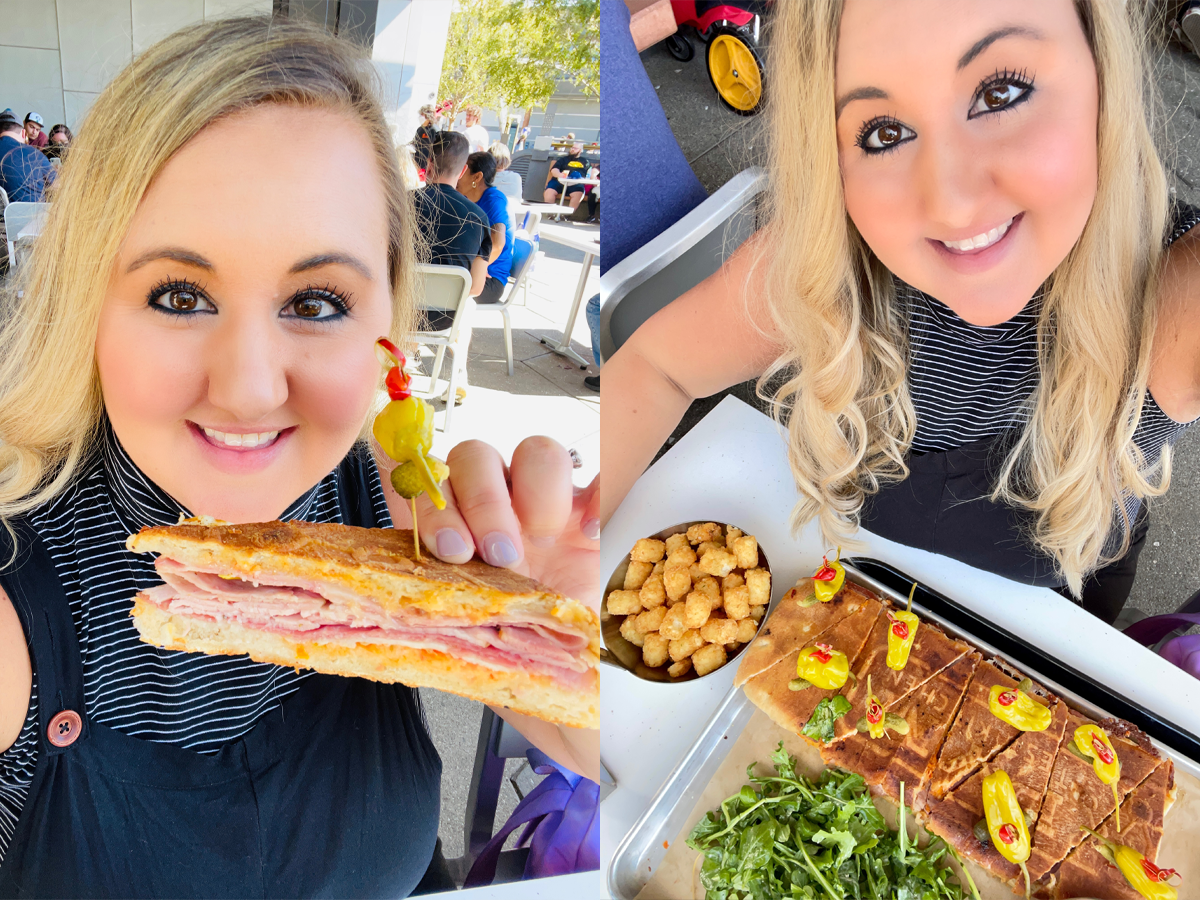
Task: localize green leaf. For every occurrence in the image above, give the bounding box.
[812,828,857,867]
[802,695,853,743]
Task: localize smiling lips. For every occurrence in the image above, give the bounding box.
[939,215,1015,253]
[200,426,282,450]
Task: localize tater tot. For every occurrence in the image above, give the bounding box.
[619,616,646,647]
[665,532,690,553]
[631,538,666,563]
[724,642,740,653]
[667,542,697,565]
[643,633,670,668]
[623,560,653,591]
[700,616,739,645]
[692,642,728,676]
[732,535,759,569]
[722,572,744,592]
[699,547,737,577]
[688,563,706,582]
[687,522,723,544]
[659,603,689,640]
[669,628,705,661]
[750,604,766,621]
[667,658,693,678]
[736,617,759,643]
[745,568,771,606]
[724,584,751,620]
[725,526,743,548]
[663,562,692,602]
[696,540,724,558]
[694,575,721,604]
[633,606,667,634]
[684,591,711,629]
[606,590,642,616]
[640,571,667,608]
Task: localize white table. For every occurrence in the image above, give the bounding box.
[551,176,600,208]
[535,222,600,369]
[600,395,1200,898]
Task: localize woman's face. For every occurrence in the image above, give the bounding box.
[456,166,483,199]
[835,0,1098,325]
[96,104,393,522]
[50,131,67,145]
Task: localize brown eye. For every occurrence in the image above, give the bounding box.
[969,78,1031,117]
[294,296,325,318]
[860,119,914,152]
[170,291,198,311]
[984,87,1008,109]
[879,123,902,145]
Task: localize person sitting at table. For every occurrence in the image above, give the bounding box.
[457,151,514,305]
[0,110,55,202]
[414,131,492,402]
[22,113,47,149]
[42,124,72,162]
[489,141,524,214]
[544,142,589,209]
[584,160,599,224]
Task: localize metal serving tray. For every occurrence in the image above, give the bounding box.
[607,560,1200,900]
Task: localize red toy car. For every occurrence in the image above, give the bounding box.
[664,0,769,115]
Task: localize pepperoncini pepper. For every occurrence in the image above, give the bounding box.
[855,675,909,739]
[1074,723,1122,832]
[885,583,920,671]
[988,677,1052,732]
[1080,827,1179,900]
[812,548,845,603]
[371,338,450,560]
[790,641,849,691]
[982,770,1032,898]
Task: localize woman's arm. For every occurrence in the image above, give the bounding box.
[600,233,783,523]
[487,223,505,265]
[0,585,32,753]
[1150,227,1200,423]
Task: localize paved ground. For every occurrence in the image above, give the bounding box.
[639,35,1200,619]
[412,229,600,860]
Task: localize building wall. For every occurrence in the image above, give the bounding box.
[371,0,452,146]
[0,0,273,131]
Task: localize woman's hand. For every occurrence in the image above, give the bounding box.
[384,436,600,609]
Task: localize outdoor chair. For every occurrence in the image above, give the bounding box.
[4,201,48,272]
[414,263,474,433]
[476,233,538,377]
[598,167,766,364]
[445,707,536,887]
[515,208,542,236]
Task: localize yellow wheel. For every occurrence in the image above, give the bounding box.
[705,28,763,116]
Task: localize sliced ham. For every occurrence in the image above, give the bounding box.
[146,557,594,681]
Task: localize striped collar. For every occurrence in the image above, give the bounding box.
[99,418,325,534]
[897,278,1042,347]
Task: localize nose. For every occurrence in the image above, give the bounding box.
[916,123,990,232]
[205,309,290,423]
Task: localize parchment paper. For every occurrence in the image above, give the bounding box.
[635,708,1199,900]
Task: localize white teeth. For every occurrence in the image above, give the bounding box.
[941,217,1013,252]
[202,427,280,449]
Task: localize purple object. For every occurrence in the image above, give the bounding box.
[463,748,600,887]
[1123,611,1200,680]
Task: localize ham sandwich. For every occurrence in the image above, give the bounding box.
[127,519,600,729]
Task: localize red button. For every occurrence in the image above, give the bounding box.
[48,710,82,747]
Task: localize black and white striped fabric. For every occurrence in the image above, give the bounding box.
[0,425,392,865]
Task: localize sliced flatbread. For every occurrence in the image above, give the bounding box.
[821,651,980,807]
[741,596,882,739]
[1027,713,1165,882]
[735,580,877,686]
[1049,759,1176,900]
[919,658,1041,809]
[832,608,972,741]
[922,696,1070,888]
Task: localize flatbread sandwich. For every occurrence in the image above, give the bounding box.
[126,518,600,729]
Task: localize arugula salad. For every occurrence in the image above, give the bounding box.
[686,743,979,900]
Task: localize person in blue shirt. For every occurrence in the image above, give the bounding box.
[457,151,514,304]
[0,110,54,202]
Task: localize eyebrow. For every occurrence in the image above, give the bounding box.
[125,248,375,281]
[834,25,1045,120]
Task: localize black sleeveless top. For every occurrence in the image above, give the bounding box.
[0,426,441,896]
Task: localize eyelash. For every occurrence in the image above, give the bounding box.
[854,67,1037,155]
[146,278,354,323]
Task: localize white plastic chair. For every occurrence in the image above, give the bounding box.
[415,264,475,433]
[475,233,539,377]
[4,201,48,272]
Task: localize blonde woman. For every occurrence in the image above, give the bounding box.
[0,16,597,895]
[602,0,1200,623]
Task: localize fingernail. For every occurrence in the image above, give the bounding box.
[435,528,469,559]
[528,534,556,548]
[481,532,519,567]
[581,517,601,541]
